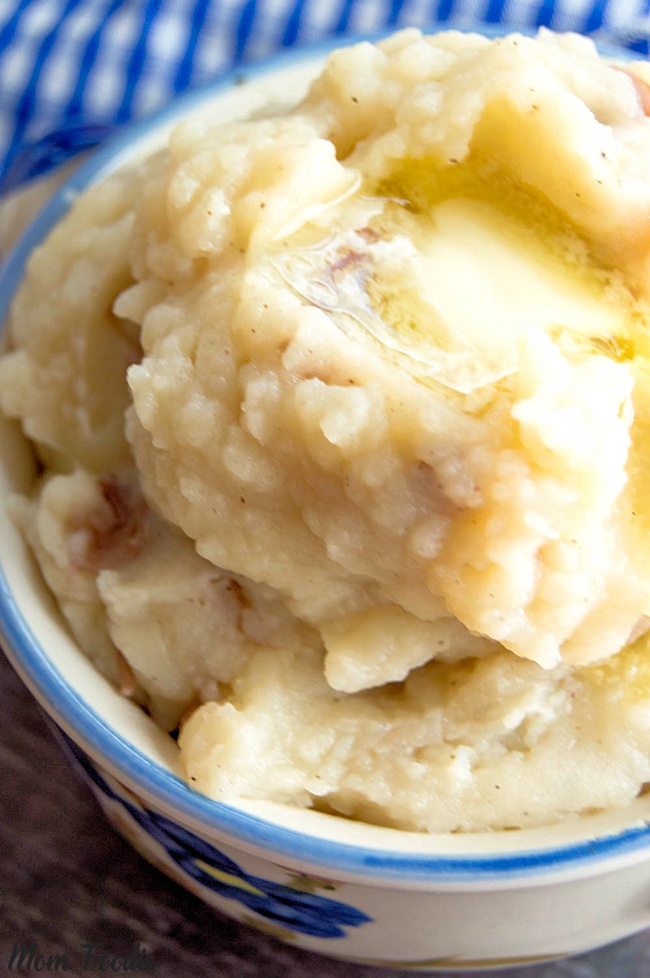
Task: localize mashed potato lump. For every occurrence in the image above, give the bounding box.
[4,28,650,831]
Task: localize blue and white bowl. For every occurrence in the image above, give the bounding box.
[3,39,650,971]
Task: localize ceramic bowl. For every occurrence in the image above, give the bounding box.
[3,37,650,973]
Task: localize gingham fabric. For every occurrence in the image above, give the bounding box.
[1,0,650,190]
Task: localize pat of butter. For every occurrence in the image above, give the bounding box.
[418,197,624,355]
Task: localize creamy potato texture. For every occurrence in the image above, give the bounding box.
[4,28,650,831]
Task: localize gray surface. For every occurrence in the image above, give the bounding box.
[1,650,648,978]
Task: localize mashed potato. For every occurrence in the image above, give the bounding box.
[4,28,650,831]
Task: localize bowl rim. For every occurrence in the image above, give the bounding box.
[3,31,650,887]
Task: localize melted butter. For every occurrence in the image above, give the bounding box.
[379,155,583,250]
[370,157,641,379]
[273,155,648,394]
[583,632,650,702]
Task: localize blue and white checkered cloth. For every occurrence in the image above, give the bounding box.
[2,0,650,190]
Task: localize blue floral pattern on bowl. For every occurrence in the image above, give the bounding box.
[56,729,371,939]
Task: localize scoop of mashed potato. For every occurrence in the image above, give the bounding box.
[4,27,650,832]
